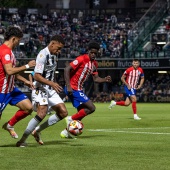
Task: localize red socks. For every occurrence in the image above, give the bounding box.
[116,101,125,106]
[116,101,137,115]
[132,102,137,114]
[72,109,87,120]
[8,110,29,126]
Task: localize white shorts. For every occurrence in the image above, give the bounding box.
[32,89,63,112]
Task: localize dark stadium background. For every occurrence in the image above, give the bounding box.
[0,0,169,103]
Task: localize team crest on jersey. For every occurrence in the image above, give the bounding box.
[73,60,78,65]
[40,54,43,58]
[43,99,46,102]
[5,54,10,61]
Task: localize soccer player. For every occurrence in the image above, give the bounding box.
[0,26,36,138]
[109,59,144,120]
[60,41,112,138]
[16,35,68,147]
[31,41,112,140]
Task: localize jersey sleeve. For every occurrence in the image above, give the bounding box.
[1,49,12,65]
[70,56,83,70]
[34,52,46,74]
[123,68,129,76]
[31,71,35,76]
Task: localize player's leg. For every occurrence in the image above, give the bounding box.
[33,103,68,139]
[2,88,32,139]
[64,91,93,125]
[109,96,131,109]
[109,86,131,109]
[129,95,141,120]
[16,104,48,147]
[16,90,48,147]
[32,91,68,144]
[73,100,96,119]
[60,100,95,138]
[61,90,96,138]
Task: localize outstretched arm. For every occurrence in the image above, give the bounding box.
[93,74,112,83]
[28,73,33,84]
[16,74,34,90]
[4,60,36,75]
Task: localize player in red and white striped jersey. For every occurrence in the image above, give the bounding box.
[0,26,36,139]
[59,41,112,138]
[109,59,144,120]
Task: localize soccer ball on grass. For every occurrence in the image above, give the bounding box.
[68,120,84,136]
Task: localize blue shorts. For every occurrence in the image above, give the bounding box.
[64,86,89,108]
[0,87,28,114]
[124,86,136,97]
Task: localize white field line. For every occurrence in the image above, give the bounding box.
[88,127,170,135]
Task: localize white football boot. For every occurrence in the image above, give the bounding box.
[108,100,116,109]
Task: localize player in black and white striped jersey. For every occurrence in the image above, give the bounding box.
[16,35,68,147]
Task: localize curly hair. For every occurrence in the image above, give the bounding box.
[4,26,23,41]
[88,41,100,50]
[51,35,65,45]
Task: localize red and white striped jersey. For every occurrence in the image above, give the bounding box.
[70,54,98,90]
[0,44,16,93]
[123,66,144,88]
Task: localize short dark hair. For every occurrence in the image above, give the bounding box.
[88,41,100,50]
[51,35,65,45]
[133,59,139,62]
[4,26,23,41]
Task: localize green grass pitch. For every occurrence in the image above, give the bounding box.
[0,103,170,170]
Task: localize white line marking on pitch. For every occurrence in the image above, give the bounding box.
[88,128,170,135]
[116,127,170,130]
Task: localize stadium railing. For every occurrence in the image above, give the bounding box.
[127,0,168,58]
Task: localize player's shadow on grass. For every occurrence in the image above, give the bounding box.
[0,135,106,147]
[0,140,77,147]
[0,144,17,147]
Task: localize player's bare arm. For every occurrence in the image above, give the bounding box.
[93,74,112,83]
[4,60,36,75]
[64,65,73,94]
[136,76,144,89]
[121,74,131,89]
[34,73,63,93]
[15,74,35,90]
[28,74,33,84]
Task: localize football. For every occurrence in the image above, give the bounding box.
[68,120,84,136]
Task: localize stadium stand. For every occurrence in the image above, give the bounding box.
[0,0,169,103]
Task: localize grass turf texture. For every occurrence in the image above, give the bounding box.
[0,103,170,170]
